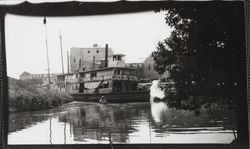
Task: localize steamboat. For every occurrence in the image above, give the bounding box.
[55,50,150,103]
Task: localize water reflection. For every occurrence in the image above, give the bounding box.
[8,101,236,144]
[151,101,168,124]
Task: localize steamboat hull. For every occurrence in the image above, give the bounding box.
[71,91,150,103]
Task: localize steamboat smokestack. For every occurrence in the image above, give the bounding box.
[93,56,95,70]
[105,44,108,67]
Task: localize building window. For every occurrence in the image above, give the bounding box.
[96,50,99,53]
[74,58,76,62]
[88,51,90,53]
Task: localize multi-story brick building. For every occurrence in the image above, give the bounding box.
[70,44,114,73]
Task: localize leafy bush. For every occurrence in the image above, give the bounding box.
[9,88,73,112]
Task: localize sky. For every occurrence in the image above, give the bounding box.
[5,11,171,79]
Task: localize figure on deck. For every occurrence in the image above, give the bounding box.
[99,96,107,104]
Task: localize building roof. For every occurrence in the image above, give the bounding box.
[79,67,135,73]
[71,47,109,49]
[19,71,31,77]
[56,67,136,77]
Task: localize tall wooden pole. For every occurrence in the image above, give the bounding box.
[59,31,64,74]
[67,51,70,74]
[43,17,51,86]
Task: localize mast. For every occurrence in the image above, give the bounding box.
[43,17,51,86]
[59,31,65,74]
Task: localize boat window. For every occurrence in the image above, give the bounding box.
[100,81,109,88]
[80,73,85,78]
[104,82,109,88]
[118,55,121,60]
[91,72,97,77]
[88,51,90,53]
[117,70,120,75]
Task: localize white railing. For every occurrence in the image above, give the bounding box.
[78,75,137,82]
[65,78,78,83]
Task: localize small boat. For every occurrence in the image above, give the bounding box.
[99,96,107,104]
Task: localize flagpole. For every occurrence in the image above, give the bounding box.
[43,17,51,86]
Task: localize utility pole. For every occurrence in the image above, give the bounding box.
[59,31,64,74]
[43,16,51,86]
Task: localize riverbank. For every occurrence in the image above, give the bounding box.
[8,78,73,112]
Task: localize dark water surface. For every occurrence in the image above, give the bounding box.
[8,101,236,144]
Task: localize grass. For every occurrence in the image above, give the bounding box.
[8,78,73,112]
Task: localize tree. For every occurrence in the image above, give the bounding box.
[152,3,248,148]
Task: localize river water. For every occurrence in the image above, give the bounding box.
[8,101,236,144]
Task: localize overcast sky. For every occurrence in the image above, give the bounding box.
[5,11,171,79]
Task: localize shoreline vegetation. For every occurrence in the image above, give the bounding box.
[8,77,73,112]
